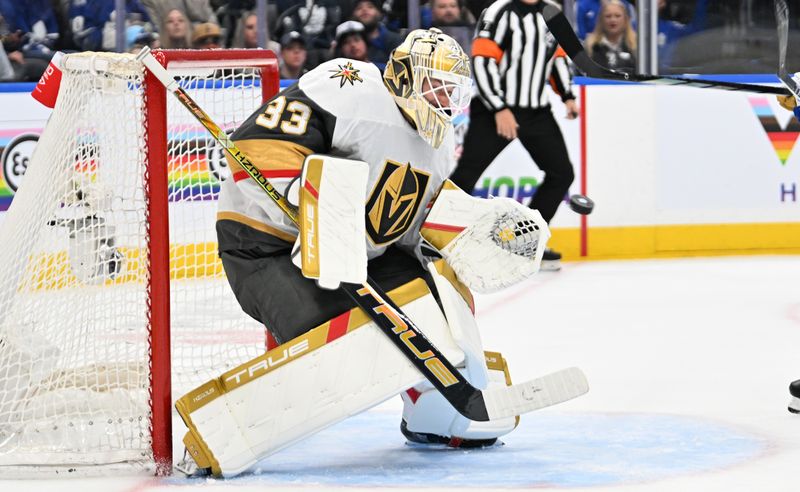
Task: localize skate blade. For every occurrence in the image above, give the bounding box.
[175,449,212,477]
[789,397,800,414]
[403,440,504,450]
[540,260,562,272]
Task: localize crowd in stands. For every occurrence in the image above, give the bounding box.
[0,0,721,83]
[577,0,709,74]
[0,0,488,83]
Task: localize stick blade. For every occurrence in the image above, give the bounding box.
[483,367,589,420]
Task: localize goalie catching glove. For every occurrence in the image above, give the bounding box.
[420,181,550,293]
[291,155,369,289]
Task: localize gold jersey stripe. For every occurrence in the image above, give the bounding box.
[225,139,313,176]
[419,225,461,251]
[216,211,297,243]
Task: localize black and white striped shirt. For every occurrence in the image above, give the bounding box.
[472,0,574,111]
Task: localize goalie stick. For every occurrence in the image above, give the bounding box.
[541,4,791,96]
[136,47,588,422]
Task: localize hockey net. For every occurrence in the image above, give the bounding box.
[0,50,279,475]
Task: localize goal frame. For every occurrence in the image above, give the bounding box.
[142,49,279,475]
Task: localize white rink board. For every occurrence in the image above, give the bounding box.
[580,83,800,228]
[3,80,799,232]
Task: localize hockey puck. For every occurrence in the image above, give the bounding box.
[569,194,594,215]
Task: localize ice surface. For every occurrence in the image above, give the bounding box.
[1,256,798,491]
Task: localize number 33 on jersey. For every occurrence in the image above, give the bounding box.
[216,58,460,258]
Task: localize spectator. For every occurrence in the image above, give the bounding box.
[159,8,191,48]
[585,0,637,73]
[349,0,401,65]
[192,21,222,49]
[232,11,280,51]
[68,0,152,51]
[333,20,369,63]
[275,0,341,50]
[126,24,159,53]
[0,42,13,81]
[140,0,217,32]
[426,0,475,55]
[576,0,635,40]
[0,0,59,59]
[430,0,475,28]
[0,14,15,81]
[383,0,432,31]
[51,0,77,51]
[279,30,307,79]
[214,0,259,47]
[657,0,708,71]
[0,6,51,81]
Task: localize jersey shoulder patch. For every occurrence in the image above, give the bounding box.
[298,59,396,121]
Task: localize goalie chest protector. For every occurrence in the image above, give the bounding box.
[227,58,458,258]
[300,59,457,255]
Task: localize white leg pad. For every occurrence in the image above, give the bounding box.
[428,261,488,389]
[177,280,465,477]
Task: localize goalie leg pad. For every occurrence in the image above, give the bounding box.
[176,279,465,477]
[428,260,486,389]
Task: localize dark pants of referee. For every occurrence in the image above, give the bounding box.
[451,99,575,224]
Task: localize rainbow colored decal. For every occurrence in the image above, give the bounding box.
[167,151,222,202]
[0,128,228,212]
[749,97,800,165]
[0,129,39,211]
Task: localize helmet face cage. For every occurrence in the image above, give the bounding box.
[384,29,471,148]
[414,67,472,121]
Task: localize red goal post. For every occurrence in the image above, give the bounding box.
[145,49,279,476]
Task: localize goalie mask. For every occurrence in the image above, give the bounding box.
[383,28,472,149]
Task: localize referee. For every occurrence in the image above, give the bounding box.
[451,0,578,270]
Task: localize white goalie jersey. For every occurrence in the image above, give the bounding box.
[216,58,458,260]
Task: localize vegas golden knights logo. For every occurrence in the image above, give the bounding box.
[383,56,412,98]
[366,161,430,245]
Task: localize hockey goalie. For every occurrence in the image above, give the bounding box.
[175,28,586,477]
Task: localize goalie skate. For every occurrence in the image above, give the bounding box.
[540,249,562,272]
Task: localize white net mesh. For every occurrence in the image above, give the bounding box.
[0,52,270,472]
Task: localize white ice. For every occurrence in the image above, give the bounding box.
[1,255,798,491]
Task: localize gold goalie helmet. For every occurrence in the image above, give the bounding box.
[383,28,472,149]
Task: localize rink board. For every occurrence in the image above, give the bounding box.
[1,78,799,261]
